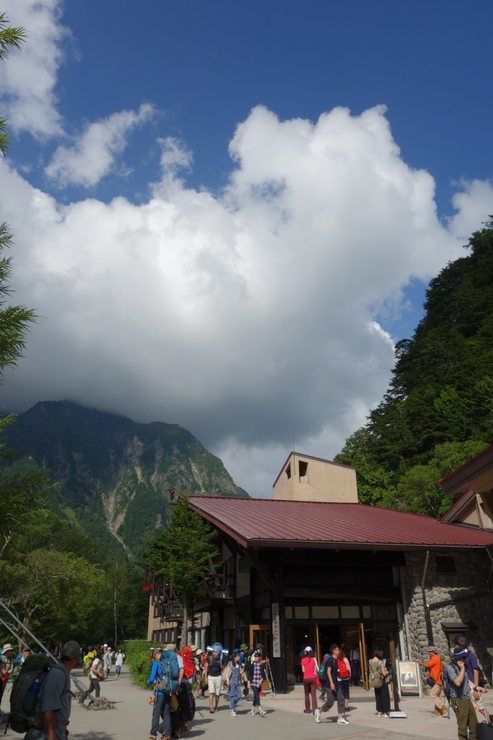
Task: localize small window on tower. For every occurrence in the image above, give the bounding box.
[286,464,291,479]
[299,461,308,479]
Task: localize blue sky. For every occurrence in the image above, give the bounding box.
[0,0,492,494]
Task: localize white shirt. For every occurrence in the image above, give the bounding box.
[116,653,125,667]
[90,658,102,680]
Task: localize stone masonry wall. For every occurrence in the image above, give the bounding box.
[403,550,493,678]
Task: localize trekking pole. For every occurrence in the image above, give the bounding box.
[0,599,93,701]
[267,660,276,695]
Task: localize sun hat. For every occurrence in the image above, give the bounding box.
[189,645,197,651]
[165,643,176,651]
[428,646,438,653]
[240,643,249,650]
[2,644,13,652]
[196,649,203,655]
[61,641,81,659]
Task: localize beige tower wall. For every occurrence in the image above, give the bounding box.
[273,453,358,503]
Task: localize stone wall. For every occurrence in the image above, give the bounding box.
[403,549,493,676]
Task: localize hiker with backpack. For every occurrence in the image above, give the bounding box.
[444,647,478,740]
[368,648,390,718]
[79,648,103,704]
[22,640,81,740]
[148,648,172,740]
[336,649,351,714]
[314,645,348,725]
[204,644,224,714]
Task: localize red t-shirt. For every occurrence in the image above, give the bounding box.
[301,656,316,679]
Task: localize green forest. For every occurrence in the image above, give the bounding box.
[336,219,493,517]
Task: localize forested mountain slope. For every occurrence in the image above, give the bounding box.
[336,220,493,516]
[5,401,247,556]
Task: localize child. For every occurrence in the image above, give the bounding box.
[248,651,267,717]
[226,651,244,717]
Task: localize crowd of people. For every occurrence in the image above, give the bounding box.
[147,641,271,739]
[298,632,488,740]
[79,644,126,703]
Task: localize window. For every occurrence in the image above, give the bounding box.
[340,606,360,619]
[299,461,308,479]
[286,464,291,479]
[436,555,456,574]
[312,606,339,619]
[294,606,309,619]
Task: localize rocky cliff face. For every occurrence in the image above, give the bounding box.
[6,401,247,556]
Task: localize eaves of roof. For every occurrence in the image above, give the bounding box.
[188,496,493,551]
[439,443,493,495]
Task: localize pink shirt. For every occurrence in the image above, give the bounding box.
[301,656,316,679]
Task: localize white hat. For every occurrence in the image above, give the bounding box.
[2,644,13,652]
[304,646,313,652]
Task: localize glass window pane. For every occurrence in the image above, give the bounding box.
[340,606,360,619]
[294,606,309,619]
[312,606,339,619]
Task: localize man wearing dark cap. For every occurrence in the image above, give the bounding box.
[25,640,81,740]
[444,648,477,740]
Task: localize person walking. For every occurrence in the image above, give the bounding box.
[248,651,267,716]
[415,646,447,717]
[337,649,351,713]
[103,646,113,678]
[314,645,348,725]
[115,648,125,678]
[238,644,250,699]
[369,649,390,718]
[301,646,317,714]
[226,651,244,717]
[445,648,478,740]
[147,648,171,740]
[25,641,81,740]
[204,644,223,714]
[80,649,103,704]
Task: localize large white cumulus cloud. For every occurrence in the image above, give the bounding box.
[0,104,492,495]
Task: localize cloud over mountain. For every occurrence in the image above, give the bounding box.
[1,102,491,494]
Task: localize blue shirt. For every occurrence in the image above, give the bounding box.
[148,661,164,696]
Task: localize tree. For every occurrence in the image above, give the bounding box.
[337,219,493,516]
[0,15,51,557]
[144,493,220,644]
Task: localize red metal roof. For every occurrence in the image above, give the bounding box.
[189,496,493,550]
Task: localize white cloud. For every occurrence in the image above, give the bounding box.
[0,0,66,138]
[45,104,156,187]
[0,104,491,496]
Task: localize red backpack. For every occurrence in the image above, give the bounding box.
[337,658,350,679]
[178,647,195,680]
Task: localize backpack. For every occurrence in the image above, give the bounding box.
[337,658,350,680]
[157,650,180,695]
[9,655,67,734]
[177,680,196,721]
[178,648,195,680]
[442,663,454,701]
[317,659,328,684]
[368,660,384,689]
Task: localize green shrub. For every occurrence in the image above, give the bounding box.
[121,640,155,688]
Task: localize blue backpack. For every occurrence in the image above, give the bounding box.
[157,650,180,695]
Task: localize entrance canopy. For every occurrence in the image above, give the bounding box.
[189,496,493,550]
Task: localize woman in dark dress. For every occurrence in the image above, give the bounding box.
[369,649,390,717]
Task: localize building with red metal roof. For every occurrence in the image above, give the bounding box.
[148,451,493,694]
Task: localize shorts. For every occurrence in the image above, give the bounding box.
[208,675,222,695]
